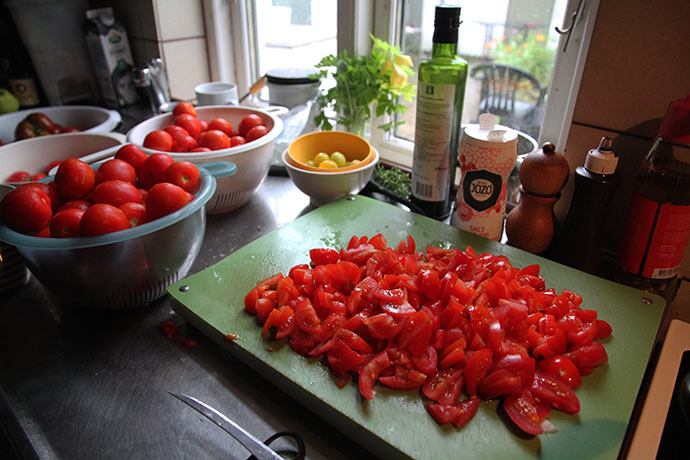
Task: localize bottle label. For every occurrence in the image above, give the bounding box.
[617,193,690,279]
[454,131,516,240]
[9,78,39,107]
[411,82,456,201]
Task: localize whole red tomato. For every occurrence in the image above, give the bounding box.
[145,182,191,221]
[171,135,198,152]
[198,130,231,150]
[14,121,37,140]
[208,118,234,136]
[238,114,265,137]
[230,135,246,147]
[56,200,91,212]
[14,113,56,140]
[173,114,202,139]
[119,202,147,227]
[144,130,174,152]
[137,153,175,189]
[6,171,31,182]
[50,208,85,238]
[54,158,96,200]
[0,186,53,233]
[27,113,54,131]
[34,226,51,237]
[172,101,197,118]
[91,180,142,207]
[32,173,47,181]
[95,159,137,185]
[79,203,130,236]
[199,120,209,132]
[164,125,191,143]
[190,146,212,152]
[115,144,148,172]
[246,125,269,142]
[165,161,201,194]
[19,182,59,212]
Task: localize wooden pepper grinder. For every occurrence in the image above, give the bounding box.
[506,142,569,254]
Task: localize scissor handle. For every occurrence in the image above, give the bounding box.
[247,431,305,460]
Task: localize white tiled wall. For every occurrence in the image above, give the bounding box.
[154,0,206,41]
[113,0,210,101]
[161,38,211,100]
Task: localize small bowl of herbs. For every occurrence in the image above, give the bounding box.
[364,165,428,216]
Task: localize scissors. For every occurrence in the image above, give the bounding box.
[170,392,305,460]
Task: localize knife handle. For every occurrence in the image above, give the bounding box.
[246,431,305,460]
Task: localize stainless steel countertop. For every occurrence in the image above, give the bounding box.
[0,172,380,460]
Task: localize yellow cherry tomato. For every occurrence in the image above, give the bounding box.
[313,152,330,165]
[330,151,347,167]
[318,160,338,169]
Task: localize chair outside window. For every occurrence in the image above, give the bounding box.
[470,63,547,139]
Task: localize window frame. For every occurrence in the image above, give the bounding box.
[204,0,599,166]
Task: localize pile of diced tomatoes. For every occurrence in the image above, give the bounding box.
[243,234,612,435]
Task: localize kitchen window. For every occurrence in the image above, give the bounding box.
[204,0,598,167]
[248,0,337,79]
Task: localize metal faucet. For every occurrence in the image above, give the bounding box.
[132,58,171,114]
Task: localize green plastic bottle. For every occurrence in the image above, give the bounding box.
[411,5,468,220]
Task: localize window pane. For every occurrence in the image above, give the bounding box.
[251,0,337,79]
[398,0,566,142]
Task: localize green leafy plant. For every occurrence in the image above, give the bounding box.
[374,164,411,199]
[313,35,416,135]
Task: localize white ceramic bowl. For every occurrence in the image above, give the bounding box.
[0,105,122,145]
[127,106,283,213]
[282,148,378,206]
[0,132,126,185]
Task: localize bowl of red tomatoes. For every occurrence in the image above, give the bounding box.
[0,146,237,310]
[126,103,283,213]
[0,105,122,145]
[0,132,126,185]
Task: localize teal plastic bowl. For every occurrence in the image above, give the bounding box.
[0,161,236,309]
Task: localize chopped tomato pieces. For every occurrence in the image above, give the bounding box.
[309,247,340,266]
[504,389,544,435]
[241,235,613,436]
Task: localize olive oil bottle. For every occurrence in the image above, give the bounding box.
[411,6,468,219]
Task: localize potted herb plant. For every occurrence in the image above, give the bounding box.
[312,35,416,136]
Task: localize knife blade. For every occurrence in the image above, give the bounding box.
[169,392,283,460]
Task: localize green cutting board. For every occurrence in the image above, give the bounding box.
[168,195,665,460]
